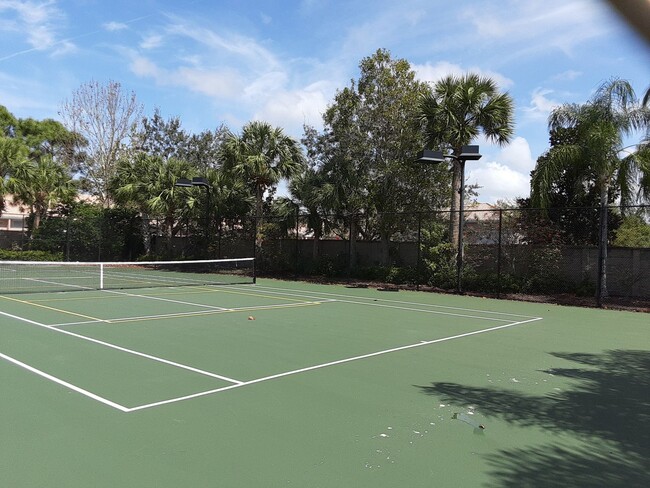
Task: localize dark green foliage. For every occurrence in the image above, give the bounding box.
[0,249,62,261]
[30,203,142,261]
[613,214,650,247]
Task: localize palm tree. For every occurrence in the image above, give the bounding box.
[111,153,194,253]
[531,78,650,301]
[220,121,305,220]
[419,74,514,247]
[289,167,335,260]
[7,156,76,231]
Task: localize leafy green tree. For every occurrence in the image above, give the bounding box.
[419,73,514,247]
[613,214,650,247]
[312,49,442,266]
[0,137,27,214]
[131,108,188,161]
[131,109,229,173]
[531,78,650,298]
[220,121,305,220]
[0,106,79,227]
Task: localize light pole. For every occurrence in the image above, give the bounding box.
[175,177,211,256]
[416,145,482,293]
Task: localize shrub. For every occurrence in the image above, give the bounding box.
[0,249,63,261]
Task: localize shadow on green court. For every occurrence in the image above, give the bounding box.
[417,350,650,487]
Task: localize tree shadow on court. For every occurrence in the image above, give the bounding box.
[417,349,650,487]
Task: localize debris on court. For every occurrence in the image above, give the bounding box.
[452,412,485,431]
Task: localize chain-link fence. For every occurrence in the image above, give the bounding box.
[2,205,648,307]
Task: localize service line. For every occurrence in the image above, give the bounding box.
[126,316,543,413]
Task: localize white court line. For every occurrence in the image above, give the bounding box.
[50,301,322,326]
[126,316,543,412]
[0,309,243,385]
[0,351,130,412]
[225,285,523,322]
[23,277,95,291]
[102,288,231,311]
[323,298,509,322]
[232,284,540,319]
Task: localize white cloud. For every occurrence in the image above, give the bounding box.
[51,39,77,57]
[176,66,243,98]
[552,70,582,82]
[497,136,536,173]
[140,34,163,50]
[460,0,611,58]
[0,0,66,50]
[252,81,332,135]
[523,87,560,122]
[129,54,164,78]
[413,61,514,90]
[467,161,530,204]
[165,20,280,71]
[464,137,535,203]
[103,21,128,32]
[128,52,244,99]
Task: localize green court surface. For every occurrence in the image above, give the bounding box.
[1,279,648,487]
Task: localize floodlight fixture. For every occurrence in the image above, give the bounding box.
[175,178,193,188]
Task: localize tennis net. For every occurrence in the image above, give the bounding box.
[0,258,255,294]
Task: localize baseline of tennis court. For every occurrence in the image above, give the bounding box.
[0,282,541,413]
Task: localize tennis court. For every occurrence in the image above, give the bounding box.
[1,261,648,487]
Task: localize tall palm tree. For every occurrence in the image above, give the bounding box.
[220,121,305,220]
[419,74,514,247]
[531,78,650,301]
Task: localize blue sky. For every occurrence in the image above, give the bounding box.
[1,0,648,203]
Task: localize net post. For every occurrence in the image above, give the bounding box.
[100,263,104,290]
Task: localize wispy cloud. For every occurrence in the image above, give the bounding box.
[413,61,514,90]
[103,21,128,32]
[552,70,582,82]
[458,0,611,60]
[164,18,280,71]
[0,0,67,51]
[523,88,561,122]
[140,34,163,50]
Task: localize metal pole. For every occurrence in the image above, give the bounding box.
[416,212,422,291]
[252,215,258,284]
[217,216,222,259]
[497,208,503,299]
[295,205,300,279]
[457,159,465,293]
[205,187,211,258]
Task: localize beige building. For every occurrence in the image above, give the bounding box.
[0,200,28,232]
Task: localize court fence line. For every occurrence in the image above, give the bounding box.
[1,205,648,307]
